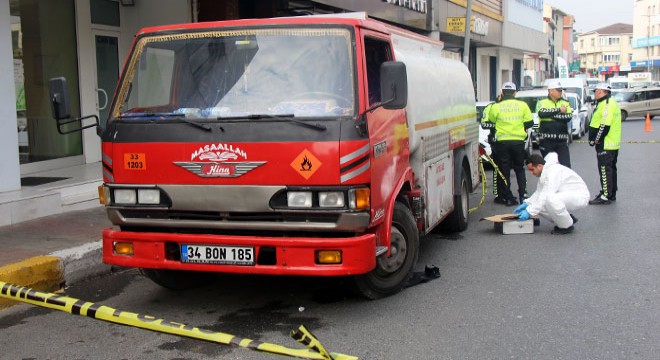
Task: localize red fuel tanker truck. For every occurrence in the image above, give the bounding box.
[49,13,480,299]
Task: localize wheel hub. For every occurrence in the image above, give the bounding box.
[377,227,407,273]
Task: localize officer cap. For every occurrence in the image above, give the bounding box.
[501,82,517,91]
[547,80,564,90]
[595,83,611,91]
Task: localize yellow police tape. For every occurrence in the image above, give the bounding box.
[574,140,660,144]
[469,154,507,214]
[0,281,357,360]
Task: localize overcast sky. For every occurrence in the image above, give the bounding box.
[545,0,634,33]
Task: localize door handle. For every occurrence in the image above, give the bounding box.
[97,88,109,111]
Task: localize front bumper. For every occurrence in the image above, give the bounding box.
[103,229,377,276]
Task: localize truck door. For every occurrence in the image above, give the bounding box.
[361,34,408,221]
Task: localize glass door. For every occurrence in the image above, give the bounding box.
[93,31,119,130]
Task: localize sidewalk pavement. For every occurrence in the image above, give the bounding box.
[0,206,113,309]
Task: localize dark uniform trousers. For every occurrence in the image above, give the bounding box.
[597,147,618,200]
[539,139,571,168]
[493,140,527,202]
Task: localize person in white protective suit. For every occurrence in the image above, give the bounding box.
[513,152,590,235]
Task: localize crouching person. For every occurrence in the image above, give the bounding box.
[513,153,590,235]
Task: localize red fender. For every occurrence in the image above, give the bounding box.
[373,166,415,256]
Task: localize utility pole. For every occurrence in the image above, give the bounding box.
[648,11,651,73]
[462,0,473,66]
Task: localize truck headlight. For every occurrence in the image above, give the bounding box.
[138,189,160,204]
[114,189,136,204]
[319,191,345,208]
[287,191,312,208]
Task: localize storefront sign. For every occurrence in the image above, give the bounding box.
[515,0,543,12]
[635,36,660,48]
[446,17,465,32]
[598,65,621,74]
[446,16,488,35]
[472,16,489,36]
[382,0,427,14]
[314,0,430,30]
[630,60,660,68]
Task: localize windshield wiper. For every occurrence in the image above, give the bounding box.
[118,112,211,131]
[217,113,327,131]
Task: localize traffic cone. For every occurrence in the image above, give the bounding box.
[645,113,653,132]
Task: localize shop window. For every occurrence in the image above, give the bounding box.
[11,0,82,164]
[91,0,120,26]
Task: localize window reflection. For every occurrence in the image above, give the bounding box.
[10,0,82,164]
[116,28,356,119]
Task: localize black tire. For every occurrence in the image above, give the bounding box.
[621,110,628,122]
[353,202,419,299]
[440,166,469,232]
[141,268,213,290]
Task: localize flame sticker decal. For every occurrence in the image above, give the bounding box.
[291,149,321,179]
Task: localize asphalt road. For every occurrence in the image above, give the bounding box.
[1,117,659,359]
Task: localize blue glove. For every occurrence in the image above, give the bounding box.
[513,202,528,214]
[518,209,531,221]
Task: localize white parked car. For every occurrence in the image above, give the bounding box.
[476,101,493,157]
[565,93,587,139]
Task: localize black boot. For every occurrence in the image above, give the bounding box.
[551,225,574,235]
[589,194,611,205]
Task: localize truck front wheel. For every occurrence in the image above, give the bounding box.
[353,201,419,299]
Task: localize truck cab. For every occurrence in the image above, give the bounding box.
[48,13,479,299]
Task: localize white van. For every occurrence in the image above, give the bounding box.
[608,76,629,90]
[628,72,653,88]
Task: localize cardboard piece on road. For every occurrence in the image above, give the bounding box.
[480,213,538,235]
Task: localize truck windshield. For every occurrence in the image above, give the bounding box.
[112,27,355,121]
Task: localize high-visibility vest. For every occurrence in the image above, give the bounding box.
[487,98,532,141]
[590,97,621,150]
[536,97,573,140]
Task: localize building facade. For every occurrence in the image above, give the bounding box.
[1,0,546,194]
[632,0,660,78]
[576,23,634,80]
[522,3,576,87]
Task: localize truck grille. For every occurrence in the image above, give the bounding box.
[119,209,341,223]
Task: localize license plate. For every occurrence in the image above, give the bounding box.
[181,244,254,265]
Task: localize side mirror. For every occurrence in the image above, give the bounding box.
[48,77,71,120]
[48,76,99,135]
[380,61,407,110]
[585,96,592,102]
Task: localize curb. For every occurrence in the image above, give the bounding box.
[0,241,110,310]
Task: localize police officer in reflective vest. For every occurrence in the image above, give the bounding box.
[536,80,573,168]
[486,82,533,206]
[481,94,506,204]
[588,83,621,205]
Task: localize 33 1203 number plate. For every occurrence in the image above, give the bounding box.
[181,244,254,265]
